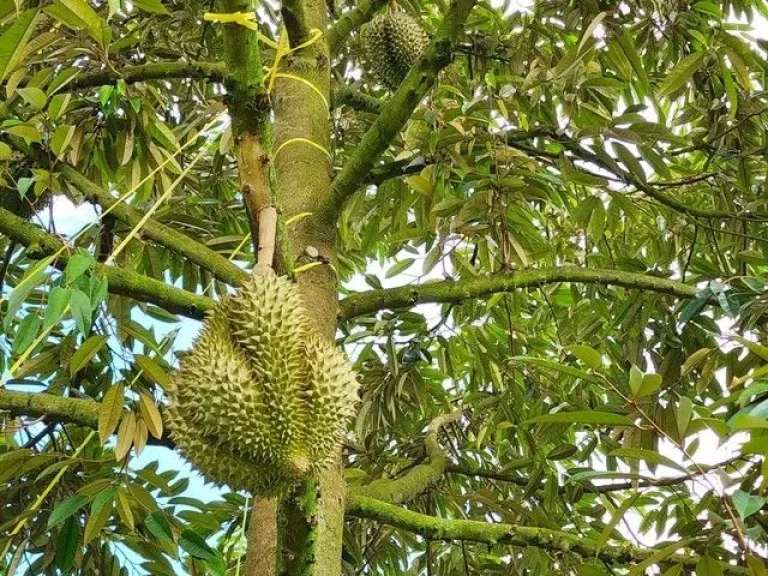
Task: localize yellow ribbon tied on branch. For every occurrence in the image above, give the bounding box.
[202,13,331,160]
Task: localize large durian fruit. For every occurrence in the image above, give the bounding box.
[361,9,430,91]
[167,273,359,496]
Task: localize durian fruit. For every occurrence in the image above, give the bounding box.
[167,273,358,496]
[361,10,430,91]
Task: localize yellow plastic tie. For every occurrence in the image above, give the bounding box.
[284,211,313,226]
[293,261,322,275]
[273,138,331,161]
[274,73,329,111]
[203,12,279,48]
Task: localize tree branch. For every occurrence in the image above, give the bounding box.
[0,388,174,448]
[331,86,384,114]
[61,166,249,287]
[326,0,389,55]
[61,61,226,93]
[0,205,213,319]
[448,454,747,494]
[317,0,477,222]
[353,408,462,504]
[346,495,747,573]
[339,266,700,320]
[0,388,99,428]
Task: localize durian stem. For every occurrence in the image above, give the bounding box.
[255,205,278,274]
[245,497,279,576]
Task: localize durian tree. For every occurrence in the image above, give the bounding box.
[2,0,768,573]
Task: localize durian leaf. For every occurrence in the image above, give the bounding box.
[135,354,171,391]
[98,382,124,444]
[115,412,136,461]
[138,392,163,439]
[69,334,108,377]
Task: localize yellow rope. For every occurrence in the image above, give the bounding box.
[274,73,329,111]
[284,212,312,226]
[203,12,279,48]
[273,137,332,161]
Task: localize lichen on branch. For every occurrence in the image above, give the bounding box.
[0,205,213,319]
[338,266,701,320]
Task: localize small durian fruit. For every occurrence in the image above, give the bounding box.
[362,9,430,91]
[167,273,358,496]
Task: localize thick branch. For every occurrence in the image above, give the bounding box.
[62,61,225,93]
[0,388,99,428]
[338,266,700,320]
[326,0,389,55]
[331,86,384,114]
[317,0,477,222]
[354,409,462,504]
[0,388,174,447]
[346,495,746,573]
[61,166,249,287]
[0,205,213,319]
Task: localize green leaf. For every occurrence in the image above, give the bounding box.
[614,143,646,183]
[145,511,175,545]
[696,555,725,576]
[546,443,578,460]
[4,254,55,329]
[54,516,79,570]
[43,286,71,328]
[11,314,41,356]
[681,348,714,377]
[676,397,694,438]
[16,86,46,110]
[657,52,707,98]
[511,356,601,383]
[135,354,171,391]
[179,529,217,561]
[732,415,768,430]
[596,493,640,552]
[3,124,41,144]
[679,287,711,324]
[0,9,39,83]
[47,0,110,45]
[732,489,767,520]
[524,411,634,427]
[385,258,415,278]
[628,539,696,575]
[69,334,107,376]
[0,141,11,159]
[731,334,768,362]
[609,448,688,473]
[132,0,170,14]
[138,391,163,439]
[637,373,662,397]
[70,288,92,335]
[98,382,124,444]
[83,489,113,545]
[47,493,90,529]
[616,32,653,100]
[50,124,75,158]
[65,252,93,284]
[628,365,643,395]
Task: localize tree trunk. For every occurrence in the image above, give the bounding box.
[230,0,342,573]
